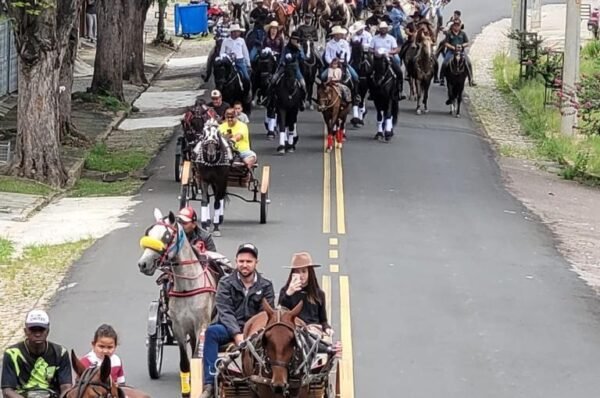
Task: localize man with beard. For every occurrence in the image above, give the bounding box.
[200,243,275,398]
[1,310,72,398]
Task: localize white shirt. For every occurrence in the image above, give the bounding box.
[351,30,373,47]
[324,39,351,64]
[220,37,251,65]
[370,34,398,54]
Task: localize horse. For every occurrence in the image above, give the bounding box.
[301,39,320,110]
[273,60,305,154]
[213,54,253,115]
[67,350,150,398]
[349,40,372,126]
[191,120,231,235]
[313,0,331,42]
[405,28,436,115]
[241,299,308,397]
[368,54,399,142]
[270,1,295,36]
[445,45,468,118]
[252,47,278,106]
[317,82,351,151]
[138,208,218,397]
[230,0,250,32]
[328,0,353,30]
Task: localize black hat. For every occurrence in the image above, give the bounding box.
[290,31,301,40]
[237,243,259,258]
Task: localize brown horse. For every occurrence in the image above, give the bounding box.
[270,1,296,36]
[66,350,150,398]
[405,28,436,115]
[241,300,306,397]
[317,83,351,152]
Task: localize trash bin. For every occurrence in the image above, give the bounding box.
[174,3,208,38]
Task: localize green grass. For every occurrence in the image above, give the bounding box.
[72,92,129,112]
[492,51,600,179]
[0,176,56,196]
[68,178,143,197]
[85,143,150,174]
[0,238,14,263]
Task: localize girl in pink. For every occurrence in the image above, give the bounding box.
[80,324,126,385]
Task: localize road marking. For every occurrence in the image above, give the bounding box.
[329,264,339,273]
[334,147,346,235]
[329,237,338,246]
[323,131,331,234]
[340,275,354,398]
[322,275,331,322]
[329,249,339,259]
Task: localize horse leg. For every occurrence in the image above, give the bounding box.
[456,87,462,118]
[384,110,393,142]
[423,79,431,113]
[278,127,287,155]
[287,120,296,153]
[375,109,384,140]
[415,81,422,115]
[200,181,211,230]
[267,109,277,139]
[326,117,334,152]
[172,324,191,398]
[212,197,221,237]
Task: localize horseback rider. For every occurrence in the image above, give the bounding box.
[371,21,407,100]
[207,90,231,120]
[387,0,407,45]
[249,0,269,26]
[219,24,252,95]
[398,10,422,61]
[200,243,275,398]
[262,20,284,57]
[246,18,267,63]
[321,26,359,99]
[218,108,257,169]
[350,20,372,47]
[297,13,318,43]
[365,5,392,32]
[269,31,308,110]
[177,207,217,253]
[440,19,476,86]
[324,58,353,104]
[1,310,72,398]
[203,11,231,82]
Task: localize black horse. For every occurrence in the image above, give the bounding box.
[273,60,305,154]
[230,2,250,31]
[350,40,373,127]
[252,48,278,106]
[301,39,321,110]
[445,46,469,118]
[192,120,231,236]
[369,55,398,142]
[213,55,253,115]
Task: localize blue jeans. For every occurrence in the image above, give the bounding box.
[203,324,232,385]
[235,58,250,81]
[391,54,401,66]
[249,47,259,63]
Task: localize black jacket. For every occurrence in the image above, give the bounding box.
[187,226,217,252]
[215,271,275,336]
[278,287,330,329]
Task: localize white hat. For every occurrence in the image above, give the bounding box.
[349,21,365,34]
[331,26,347,35]
[25,309,50,329]
[211,89,222,98]
[264,20,280,30]
[378,21,389,29]
[229,23,245,32]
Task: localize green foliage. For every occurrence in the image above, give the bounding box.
[0,176,56,196]
[9,0,55,16]
[85,143,150,174]
[72,91,129,112]
[0,238,14,263]
[68,178,142,197]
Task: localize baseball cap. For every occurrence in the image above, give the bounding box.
[211,89,222,98]
[236,243,258,258]
[25,309,50,329]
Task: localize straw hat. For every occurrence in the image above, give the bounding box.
[284,252,322,269]
[378,21,389,29]
[229,23,245,32]
[349,21,365,34]
[330,26,347,36]
[264,20,280,30]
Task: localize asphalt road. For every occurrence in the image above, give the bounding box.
[47,2,600,397]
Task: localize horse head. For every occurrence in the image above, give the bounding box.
[66,350,122,398]
[214,54,236,83]
[261,299,304,394]
[194,120,223,164]
[138,208,184,276]
[316,83,337,112]
[372,50,391,75]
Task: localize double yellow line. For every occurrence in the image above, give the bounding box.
[322,128,354,398]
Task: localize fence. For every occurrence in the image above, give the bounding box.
[0,18,18,97]
[0,141,11,164]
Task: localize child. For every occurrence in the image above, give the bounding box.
[80,324,126,386]
[324,58,352,103]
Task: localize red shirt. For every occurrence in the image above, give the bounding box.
[80,351,125,384]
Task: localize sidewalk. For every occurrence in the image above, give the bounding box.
[468,4,600,290]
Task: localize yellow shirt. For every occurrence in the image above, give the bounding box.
[219,121,250,152]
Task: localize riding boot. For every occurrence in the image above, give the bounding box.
[439,64,447,86]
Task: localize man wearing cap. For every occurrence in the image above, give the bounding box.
[177,207,217,252]
[219,108,257,168]
[207,90,231,120]
[219,24,252,91]
[203,11,231,82]
[440,19,475,86]
[200,243,275,398]
[370,21,407,100]
[1,310,72,397]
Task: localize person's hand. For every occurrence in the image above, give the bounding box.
[325,328,334,337]
[234,333,244,346]
[286,277,302,296]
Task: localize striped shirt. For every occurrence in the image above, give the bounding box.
[80,352,126,385]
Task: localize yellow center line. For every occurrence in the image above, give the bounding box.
[340,275,354,398]
[335,147,346,235]
[329,249,339,259]
[322,275,332,322]
[329,264,339,273]
[323,129,331,234]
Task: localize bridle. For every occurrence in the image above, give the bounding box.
[62,366,120,398]
[263,309,299,370]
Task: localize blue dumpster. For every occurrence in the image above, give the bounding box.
[174,3,208,37]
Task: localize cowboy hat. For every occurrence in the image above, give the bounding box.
[378,21,389,29]
[349,20,366,34]
[330,26,347,36]
[264,20,280,30]
[284,252,322,269]
[229,23,245,32]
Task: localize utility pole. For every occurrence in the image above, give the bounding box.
[560,0,581,136]
[531,0,542,31]
[510,0,523,59]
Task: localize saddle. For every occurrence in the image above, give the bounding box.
[331,83,352,104]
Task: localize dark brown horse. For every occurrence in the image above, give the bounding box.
[405,28,436,114]
[242,300,307,398]
[270,1,296,36]
[317,83,351,152]
[66,350,150,398]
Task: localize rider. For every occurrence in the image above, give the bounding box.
[203,11,231,82]
[440,19,476,87]
[350,20,372,48]
[262,20,285,56]
[218,108,257,169]
[387,0,407,45]
[219,24,252,94]
[296,13,318,43]
[270,31,307,110]
[371,21,407,100]
[445,9,464,30]
[249,0,269,26]
[1,310,72,398]
[200,243,275,398]
[80,324,126,386]
[207,90,231,120]
[321,26,359,98]
[233,100,250,123]
[246,18,267,63]
[177,207,217,252]
[365,5,392,32]
[324,58,353,104]
[398,10,421,61]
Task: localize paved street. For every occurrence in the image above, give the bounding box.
[46,1,600,397]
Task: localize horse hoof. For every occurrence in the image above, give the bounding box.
[309,104,315,110]
[424,109,429,114]
[326,146,333,153]
[455,113,461,118]
[374,133,383,141]
[277,145,286,155]
[212,229,221,237]
[267,132,275,140]
[416,109,422,115]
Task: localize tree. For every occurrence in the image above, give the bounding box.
[90,0,124,100]
[123,0,153,85]
[6,0,83,187]
[154,0,168,44]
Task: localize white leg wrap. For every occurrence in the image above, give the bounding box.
[268,117,277,131]
[219,200,225,216]
[213,202,220,224]
[377,120,383,133]
[279,131,286,146]
[201,206,210,223]
[353,106,359,118]
[385,117,393,132]
[288,129,295,145]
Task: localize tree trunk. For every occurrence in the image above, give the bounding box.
[156,0,168,43]
[123,0,151,85]
[91,0,124,100]
[59,20,85,144]
[12,53,67,187]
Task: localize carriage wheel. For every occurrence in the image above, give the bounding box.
[147,301,164,379]
[259,165,270,224]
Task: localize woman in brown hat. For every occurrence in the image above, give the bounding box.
[279,252,333,341]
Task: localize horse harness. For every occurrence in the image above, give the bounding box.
[62,366,123,398]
